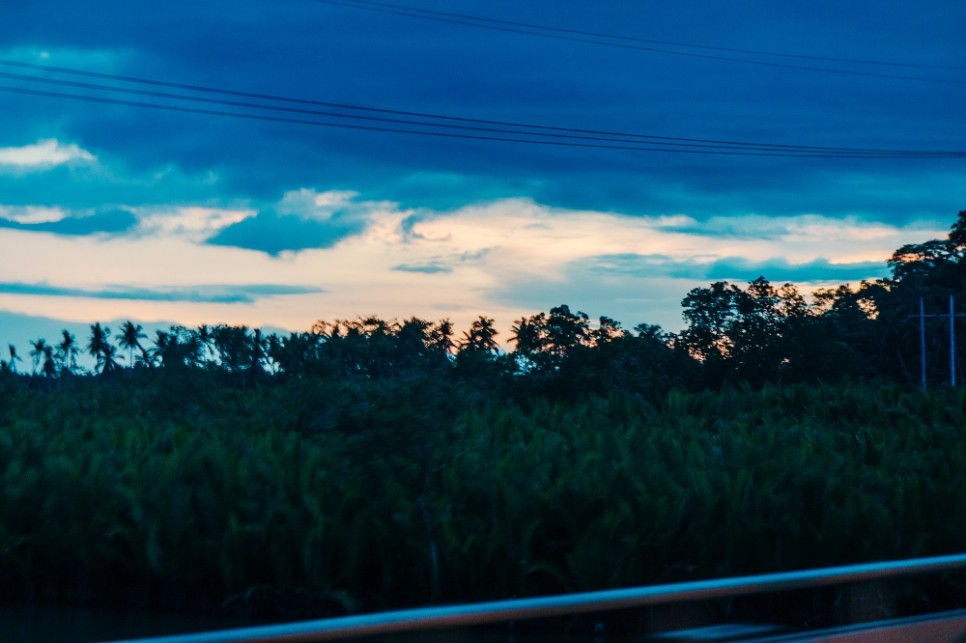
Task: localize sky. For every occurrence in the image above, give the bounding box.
[1,0,964,365]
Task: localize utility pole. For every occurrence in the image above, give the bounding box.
[952,295,961,387]
[912,296,965,389]
[920,298,928,389]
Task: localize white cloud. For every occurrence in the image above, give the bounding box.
[0,139,95,170]
[134,206,254,242]
[0,205,68,224]
[277,188,360,220]
[312,190,359,208]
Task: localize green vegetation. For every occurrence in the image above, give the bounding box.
[1,374,965,616]
[1,210,965,618]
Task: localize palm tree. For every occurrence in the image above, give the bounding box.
[429,318,455,354]
[149,329,179,368]
[30,338,49,375]
[212,324,248,373]
[196,324,216,366]
[87,323,117,374]
[458,316,500,354]
[56,330,79,374]
[99,342,119,374]
[118,321,146,367]
[29,338,57,377]
[7,344,22,373]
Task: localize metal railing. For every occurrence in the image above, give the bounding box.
[109,553,966,643]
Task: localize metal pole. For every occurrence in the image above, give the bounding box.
[952,295,957,388]
[108,554,966,643]
[921,297,927,390]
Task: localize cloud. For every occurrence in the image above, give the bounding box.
[276,188,359,217]
[0,139,95,171]
[206,209,364,255]
[658,213,908,242]
[134,206,254,242]
[206,189,373,255]
[0,282,323,304]
[584,253,705,279]
[583,253,888,283]
[0,208,137,236]
[0,205,68,224]
[393,262,452,274]
[705,257,888,283]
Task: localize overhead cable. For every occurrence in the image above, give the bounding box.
[311,0,966,85]
[1,63,963,159]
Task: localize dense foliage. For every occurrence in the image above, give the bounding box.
[1,210,966,619]
[1,373,965,617]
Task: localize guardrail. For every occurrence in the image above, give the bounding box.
[108,553,966,643]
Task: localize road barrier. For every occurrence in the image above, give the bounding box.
[108,553,966,642]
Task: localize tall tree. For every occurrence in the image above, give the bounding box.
[56,330,79,375]
[30,338,55,377]
[196,323,216,367]
[428,318,456,355]
[678,281,745,377]
[458,316,500,355]
[87,323,117,374]
[118,321,147,367]
[6,344,22,374]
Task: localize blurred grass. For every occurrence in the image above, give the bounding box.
[1,371,965,617]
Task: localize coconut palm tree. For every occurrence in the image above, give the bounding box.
[99,342,120,374]
[212,324,250,374]
[118,321,147,368]
[29,338,57,377]
[196,323,216,367]
[458,316,499,354]
[250,328,266,373]
[429,318,455,354]
[148,329,170,368]
[7,344,22,373]
[30,338,49,375]
[87,323,118,374]
[56,330,80,374]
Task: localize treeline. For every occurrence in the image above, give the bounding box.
[4,210,966,391]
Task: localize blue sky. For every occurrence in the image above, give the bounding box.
[1,1,964,362]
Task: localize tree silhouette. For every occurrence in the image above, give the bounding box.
[119,321,147,368]
[250,328,269,375]
[509,312,547,373]
[87,323,118,374]
[30,338,56,377]
[56,330,80,375]
[148,326,203,370]
[428,319,456,355]
[211,324,260,380]
[458,316,499,355]
[7,344,22,374]
[592,316,626,346]
[196,324,216,367]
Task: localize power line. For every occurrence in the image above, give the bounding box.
[324,0,966,71]
[5,58,885,151]
[0,85,869,157]
[5,69,961,157]
[8,83,964,159]
[311,0,966,85]
[2,60,963,159]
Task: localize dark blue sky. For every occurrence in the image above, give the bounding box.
[0,0,964,360]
